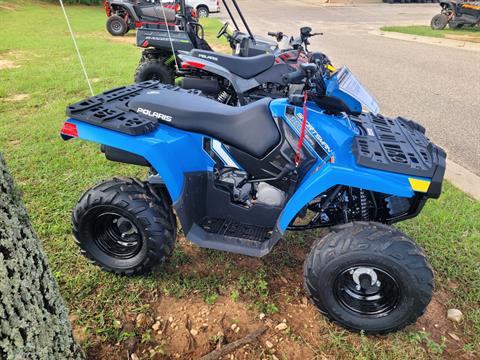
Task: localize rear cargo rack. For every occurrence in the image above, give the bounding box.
[66,81,201,135]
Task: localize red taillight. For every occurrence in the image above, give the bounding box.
[141,40,149,48]
[175,3,180,12]
[181,61,206,69]
[60,122,78,138]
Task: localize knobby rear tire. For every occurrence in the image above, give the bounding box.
[134,59,175,84]
[72,177,176,275]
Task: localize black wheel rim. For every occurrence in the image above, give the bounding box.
[92,212,142,259]
[111,20,122,32]
[334,265,400,317]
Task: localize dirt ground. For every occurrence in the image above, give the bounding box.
[73,237,473,360]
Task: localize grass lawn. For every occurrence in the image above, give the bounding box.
[381,25,480,43]
[1,1,479,359]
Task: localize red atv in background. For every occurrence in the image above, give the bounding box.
[104,0,197,36]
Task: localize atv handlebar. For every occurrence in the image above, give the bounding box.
[282,68,305,84]
[282,63,318,84]
[267,31,284,42]
[269,28,323,44]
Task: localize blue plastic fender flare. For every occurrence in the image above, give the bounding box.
[276,163,416,232]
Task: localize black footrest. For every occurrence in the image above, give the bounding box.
[200,218,272,243]
[187,218,276,257]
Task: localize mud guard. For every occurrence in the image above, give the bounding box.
[276,163,419,232]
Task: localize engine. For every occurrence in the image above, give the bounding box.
[216,169,286,207]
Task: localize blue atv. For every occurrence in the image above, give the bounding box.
[61,64,445,334]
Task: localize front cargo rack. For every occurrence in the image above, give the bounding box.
[352,113,446,179]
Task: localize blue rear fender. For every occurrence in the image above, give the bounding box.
[66,119,213,201]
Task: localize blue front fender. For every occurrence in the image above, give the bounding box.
[277,162,417,232]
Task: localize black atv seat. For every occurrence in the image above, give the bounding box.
[129,89,280,158]
[190,50,275,79]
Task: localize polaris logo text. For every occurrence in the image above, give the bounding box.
[198,54,218,62]
[137,108,172,122]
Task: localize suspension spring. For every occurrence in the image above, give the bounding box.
[217,90,229,103]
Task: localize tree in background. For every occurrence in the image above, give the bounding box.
[0,154,84,359]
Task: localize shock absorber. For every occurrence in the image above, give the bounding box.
[359,189,369,221]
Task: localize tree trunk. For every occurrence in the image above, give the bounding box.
[0,154,84,359]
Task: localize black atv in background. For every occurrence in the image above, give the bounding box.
[134,0,213,83]
[134,0,331,105]
[104,0,197,36]
[134,0,278,83]
[431,1,480,29]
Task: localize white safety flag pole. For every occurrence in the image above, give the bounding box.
[59,0,94,96]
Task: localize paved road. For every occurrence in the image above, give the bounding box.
[218,2,480,175]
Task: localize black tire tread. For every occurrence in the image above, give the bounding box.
[303,222,433,334]
[106,15,128,36]
[134,59,175,84]
[72,177,176,276]
[431,14,448,30]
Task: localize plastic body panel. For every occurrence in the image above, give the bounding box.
[67,119,214,202]
[108,0,141,21]
[136,28,195,50]
[268,99,431,232]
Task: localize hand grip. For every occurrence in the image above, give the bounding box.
[282,68,305,84]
